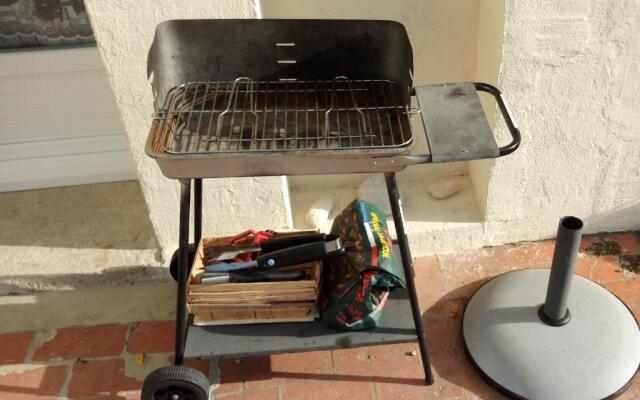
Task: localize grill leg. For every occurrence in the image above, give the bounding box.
[194,179,202,246]
[175,179,191,365]
[385,172,435,385]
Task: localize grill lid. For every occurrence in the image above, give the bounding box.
[147,19,414,111]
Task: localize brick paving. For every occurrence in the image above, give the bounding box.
[0,232,637,399]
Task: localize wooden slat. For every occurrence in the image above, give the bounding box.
[186,234,322,325]
[189,293,316,304]
[189,287,315,297]
[188,302,314,313]
[189,280,316,292]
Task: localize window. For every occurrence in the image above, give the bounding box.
[0,0,95,49]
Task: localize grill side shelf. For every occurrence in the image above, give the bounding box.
[415,82,500,163]
[184,289,416,359]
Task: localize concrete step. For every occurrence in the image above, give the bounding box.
[290,174,485,257]
[0,181,165,294]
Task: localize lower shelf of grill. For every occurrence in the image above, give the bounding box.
[184,289,416,360]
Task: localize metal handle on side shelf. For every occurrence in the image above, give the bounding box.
[474,82,521,156]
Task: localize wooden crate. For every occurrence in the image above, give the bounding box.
[187,234,323,326]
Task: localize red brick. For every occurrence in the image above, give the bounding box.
[591,256,625,284]
[127,321,175,354]
[166,355,210,378]
[580,234,630,257]
[574,257,597,279]
[465,391,512,400]
[604,279,640,310]
[283,380,371,400]
[78,395,136,400]
[0,332,33,365]
[604,232,640,254]
[403,318,466,398]
[33,324,127,361]
[424,297,467,322]
[0,364,67,399]
[242,350,333,389]
[620,374,640,399]
[437,247,501,291]
[498,240,555,269]
[375,379,463,400]
[68,358,141,398]
[215,358,244,396]
[332,343,422,378]
[414,255,448,309]
[118,393,145,400]
[219,387,280,400]
[332,329,465,399]
[185,359,210,378]
[580,234,606,254]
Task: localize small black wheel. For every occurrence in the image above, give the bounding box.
[142,365,210,400]
[169,244,197,281]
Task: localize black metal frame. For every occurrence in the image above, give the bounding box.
[172,174,434,384]
[166,81,523,385]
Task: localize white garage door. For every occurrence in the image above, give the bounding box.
[0,46,137,192]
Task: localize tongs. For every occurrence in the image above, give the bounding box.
[205,234,344,272]
[207,232,327,261]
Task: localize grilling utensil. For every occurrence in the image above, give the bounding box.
[201,270,307,285]
[205,235,344,272]
[205,232,328,261]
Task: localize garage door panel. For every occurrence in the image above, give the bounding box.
[0,47,135,192]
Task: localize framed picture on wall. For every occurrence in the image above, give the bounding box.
[0,0,95,49]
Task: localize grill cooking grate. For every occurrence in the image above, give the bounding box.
[150,78,414,155]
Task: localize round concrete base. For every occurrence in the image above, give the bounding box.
[463,269,640,400]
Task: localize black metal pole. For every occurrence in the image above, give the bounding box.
[385,172,435,385]
[175,179,191,365]
[194,179,202,247]
[539,216,583,326]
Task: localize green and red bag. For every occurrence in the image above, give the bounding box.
[320,199,405,330]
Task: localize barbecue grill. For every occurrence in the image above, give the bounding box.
[141,19,520,399]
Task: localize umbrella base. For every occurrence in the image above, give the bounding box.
[463,269,640,399]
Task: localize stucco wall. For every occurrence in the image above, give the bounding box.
[469,1,505,215]
[485,0,640,243]
[84,1,292,261]
[85,0,640,262]
[260,0,480,187]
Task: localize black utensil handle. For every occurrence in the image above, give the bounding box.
[260,233,327,253]
[474,82,521,156]
[257,241,327,268]
[230,271,307,283]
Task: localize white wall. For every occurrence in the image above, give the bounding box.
[260,0,479,188]
[84,0,292,262]
[0,47,136,192]
[469,1,505,215]
[84,0,640,261]
[484,0,640,243]
[260,0,479,83]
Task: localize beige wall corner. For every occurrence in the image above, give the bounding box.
[84,0,290,261]
[260,0,481,188]
[485,0,640,242]
[469,0,505,217]
[261,0,479,84]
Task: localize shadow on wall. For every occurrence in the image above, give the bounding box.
[584,201,640,234]
[0,266,169,293]
[0,181,160,250]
